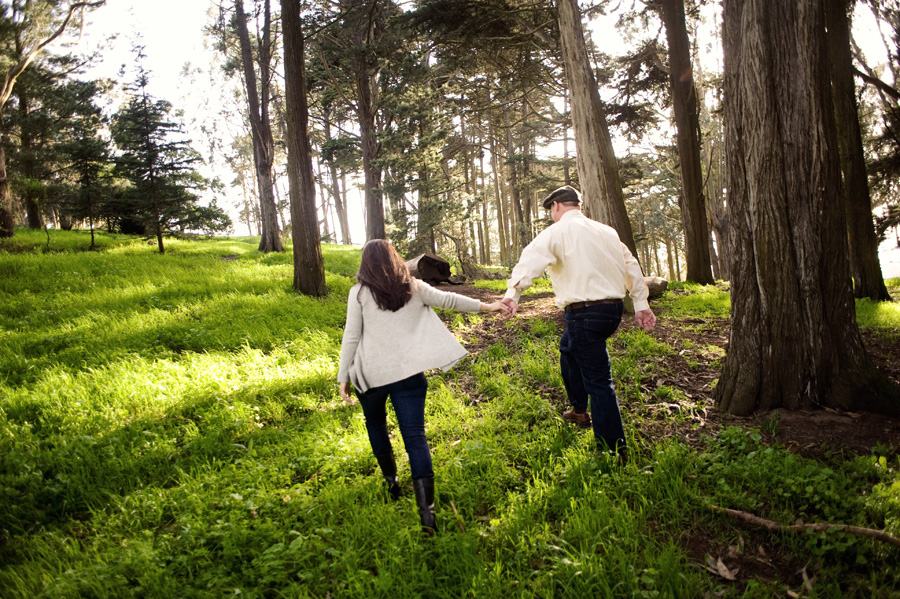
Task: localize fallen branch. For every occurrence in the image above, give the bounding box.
[708,504,900,549]
[448,501,466,534]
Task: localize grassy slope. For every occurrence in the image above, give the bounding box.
[0,230,898,598]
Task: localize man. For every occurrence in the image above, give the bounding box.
[501,185,656,463]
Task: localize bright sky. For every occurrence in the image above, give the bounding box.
[79,0,218,101]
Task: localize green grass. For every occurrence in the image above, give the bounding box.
[658,282,731,318]
[854,277,900,338]
[1,231,898,598]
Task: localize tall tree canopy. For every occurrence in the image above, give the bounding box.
[0,0,103,237]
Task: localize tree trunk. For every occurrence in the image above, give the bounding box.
[823,0,891,302]
[235,0,283,253]
[478,139,491,265]
[563,89,572,186]
[503,105,525,252]
[660,0,713,284]
[281,0,325,296]
[151,181,164,254]
[348,1,385,241]
[708,222,720,280]
[717,0,899,416]
[323,108,350,244]
[489,114,508,264]
[556,0,637,255]
[665,236,676,281]
[0,137,13,238]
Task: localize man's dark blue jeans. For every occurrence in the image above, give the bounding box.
[560,302,626,454]
[357,372,433,480]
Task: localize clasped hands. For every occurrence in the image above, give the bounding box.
[480,300,513,318]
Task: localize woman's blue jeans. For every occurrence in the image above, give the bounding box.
[357,373,433,480]
[560,303,626,453]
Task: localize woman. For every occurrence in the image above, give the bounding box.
[338,240,508,534]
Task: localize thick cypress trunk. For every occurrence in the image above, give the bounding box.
[717,0,899,416]
[556,0,637,256]
[281,0,325,296]
[823,0,891,301]
[660,0,713,284]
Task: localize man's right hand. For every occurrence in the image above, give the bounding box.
[635,309,656,332]
[500,298,518,319]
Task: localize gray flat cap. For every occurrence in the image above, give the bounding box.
[542,185,581,209]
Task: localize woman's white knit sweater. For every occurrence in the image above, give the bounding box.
[338,279,481,393]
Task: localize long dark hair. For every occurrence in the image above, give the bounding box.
[357,239,414,311]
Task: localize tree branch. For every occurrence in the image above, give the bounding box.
[0,1,105,108]
[708,504,900,549]
[853,67,900,102]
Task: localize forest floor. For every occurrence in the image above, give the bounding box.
[452,283,900,590]
[454,283,900,460]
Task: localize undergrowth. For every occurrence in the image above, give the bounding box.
[0,232,897,598]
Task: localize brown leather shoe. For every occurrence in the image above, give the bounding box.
[562,409,592,429]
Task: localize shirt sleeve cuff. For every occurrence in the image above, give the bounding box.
[632,299,650,312]
[504,288,521,303]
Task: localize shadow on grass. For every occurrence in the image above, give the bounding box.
[0,370,366,545]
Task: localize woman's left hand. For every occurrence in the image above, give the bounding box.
[481,301,511,317]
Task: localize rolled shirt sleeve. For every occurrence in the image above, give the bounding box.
[622,243,650,312]
[503,230,556,304]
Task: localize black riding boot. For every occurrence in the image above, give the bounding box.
[412,477,436,534]
[374,453,401,501]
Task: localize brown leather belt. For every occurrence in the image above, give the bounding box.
[564,298,623,313]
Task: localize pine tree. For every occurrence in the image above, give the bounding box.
[51,77,113,248]
[111,48,230,253]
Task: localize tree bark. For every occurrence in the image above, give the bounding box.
[0,137,13,237]
[556,0,637,255]
[235,0,283,253]
[281,0,325,296]
[660,0,713,284]
[823,0,891,302]
[717,0,900,416]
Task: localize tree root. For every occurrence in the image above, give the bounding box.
[707,504,900,548]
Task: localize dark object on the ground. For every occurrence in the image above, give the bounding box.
[624,276,668,312]
[646,276,668,299]
[406,254,453,285]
